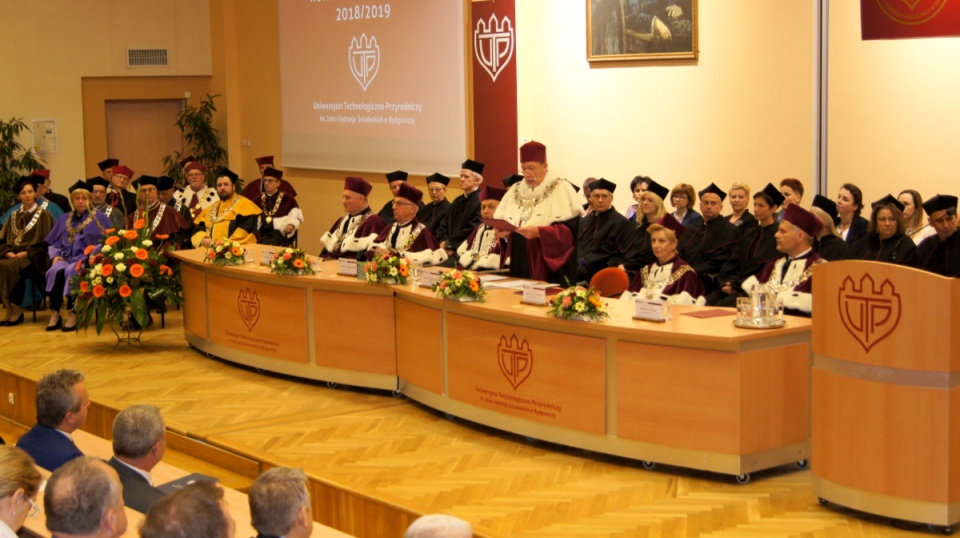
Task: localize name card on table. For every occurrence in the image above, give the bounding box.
[421,268,443,289]
[261,248,278,266]
[634,299,670,322]
[522,283,554,306]
[338,258,358,276]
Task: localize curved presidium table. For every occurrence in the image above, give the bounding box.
[175,246,812,480]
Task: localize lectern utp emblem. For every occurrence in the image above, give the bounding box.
[876,0,947,26]
[838,274,901,353]
[237,288,261,332]
[348,33,380,92]
[498,335,533,390]
[474,14,514,82]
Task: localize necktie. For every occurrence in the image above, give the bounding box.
[780,258,792,282]
[190,192,200,210]
[390,225,401,248]
[341,215,353,235]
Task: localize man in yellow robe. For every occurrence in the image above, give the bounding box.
[191,168,262,248]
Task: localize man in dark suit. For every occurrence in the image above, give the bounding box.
[107,404,167,514]
[45,456,129,538]
[141,481,236,538]
[249,467,313,538]
[16,369,88,471]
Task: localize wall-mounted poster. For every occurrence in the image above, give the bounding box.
[587,0,698,62]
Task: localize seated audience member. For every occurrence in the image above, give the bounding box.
[911,194,960,277]
[438,160,485,264]
[899,189,936,246]
[777,178,804,222]
[156,176,179,206]
[0,172,64,226]
[580,177,595,215]
[44,457,128,538]
[708,183,784,306]
[106,165,138,216]
[577,178,632,282]
[174,162,218,223]
[249,467,312,538]
[847,195,915,264]
[87,177,125,230]
[377,171,422,226]
[810,196,848,261]
[457,186,508,270]
[255,167,303,246]
[35,169,72,214]
[835,183,868,245]
[0,446,43,537]
[97,158,119,185]
[404,514,473,538]
[242,156,297,199]
[368,183,447,266]
[678,183,739,294]
[725,182,757,232]
[418,173,451,234]
[320,177,387,260]
[622,215,705,305]
[191,168,262,248]
[743,204,826,317]
[107,405,167,514]
[0,175,55,326]
[17,369,89,471]
[130,176,191,251]
[621,179,669,275]
[502,174,523,188]
[45,180,112,331]
[141,481,236,538]
[669,183,702,228]
[624,175,651,220]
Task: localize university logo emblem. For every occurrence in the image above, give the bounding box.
[838,274,901,353]
[237,288,261,332]
[348,33,380,92]
[497,334,533,390]
[876,0,947,25]
[474,14,514,82]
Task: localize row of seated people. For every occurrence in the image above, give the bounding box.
[1,368,471,538]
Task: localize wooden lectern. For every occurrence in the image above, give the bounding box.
[811,261,960,530]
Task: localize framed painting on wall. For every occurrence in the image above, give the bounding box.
[587,0,698,62]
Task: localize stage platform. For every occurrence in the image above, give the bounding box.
[0,307,923,537]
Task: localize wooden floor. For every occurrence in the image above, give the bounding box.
[0,307,933,538]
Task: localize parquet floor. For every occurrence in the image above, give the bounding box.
[0,307,932,537]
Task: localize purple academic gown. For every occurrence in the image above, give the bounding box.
[45,210,112,297]
[628,256,705,300]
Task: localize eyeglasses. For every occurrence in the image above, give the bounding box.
[392,201,416,207]
[27,497,40,518]
[672,194,687,200]
[428,187,446,193]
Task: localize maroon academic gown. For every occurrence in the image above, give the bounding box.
[628,256,705,300]
[128,203,191,251]
[321,209,386,260]
[241,178,297,199]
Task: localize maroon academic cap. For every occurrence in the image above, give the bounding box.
[178,155,196,168]
[112,165,135,178]
[783,204,823,237]
[97,158,119,171]
[184,162,207,174]
[344,176,372,197]
[396,182,423,205]
[33,169,50,179]
[481,186,507,202]
[255,156,274,167]
[656,213,687,240]
[519,141,546,163]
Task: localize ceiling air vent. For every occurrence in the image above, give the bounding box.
[127,49,169,67]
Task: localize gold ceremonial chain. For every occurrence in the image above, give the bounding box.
[136,203,166,233]
[10,206,43,246]
[401,223,425,252]
[511,177,563,223]
[466,226,497,268]
[260,192,284,224]
[208,196,242,228]
[332,212,370,254]
[639,262,694,300]
[65,211,97,245]
[767,258,825,292]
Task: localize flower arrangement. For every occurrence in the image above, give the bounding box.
[72,220,183,334]
[205,239,246,266]
[432,269,485,302]
[269,248,316,276]
[547,285,610,321]
[363,250,410,285]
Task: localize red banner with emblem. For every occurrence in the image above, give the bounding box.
[471,0,517,187]
[861,0,960,40]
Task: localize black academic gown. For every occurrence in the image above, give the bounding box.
[708,221,780,306]
[726,211,757,235]
[417,199,451,235]
[438,190,481,253]
[838,215,869,245]
[815,234,849,261]
[847,233,915,265]
[576,207,631,282]
[912,231,960,277]
[678,216,739,293]
[45,191,71,214]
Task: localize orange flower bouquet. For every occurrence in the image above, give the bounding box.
[269,248,316,276]
[71,221,183,334]
[363,250,410,285]
[432,269,485,302]
[205,239,246,267]
[547,285,609,322]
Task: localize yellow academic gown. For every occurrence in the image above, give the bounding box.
[191,194,262,247]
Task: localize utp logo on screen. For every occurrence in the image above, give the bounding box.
[348,33,380,92]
